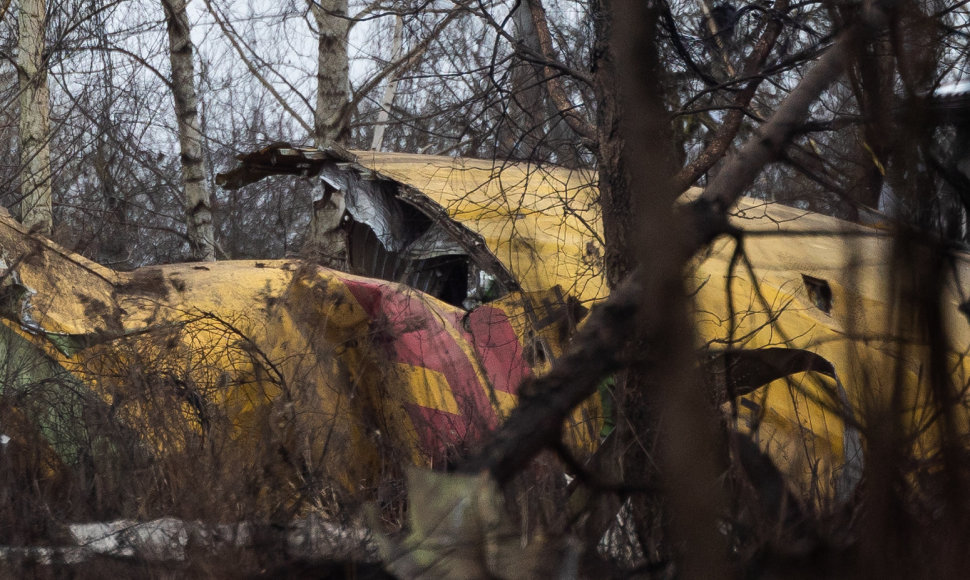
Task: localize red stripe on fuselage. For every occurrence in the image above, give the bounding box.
[464,305,531,395]
[402,402,470,467]
[343,280,498,439]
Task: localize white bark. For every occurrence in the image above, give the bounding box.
[18,0,52,234]
[162,0,215,262]
[370,15,404,152]
[305,180,347,268]
[311,0,349,147]
[306,0,350,265]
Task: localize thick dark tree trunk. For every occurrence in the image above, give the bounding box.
[589,0,676,566]
[592,0,634,292]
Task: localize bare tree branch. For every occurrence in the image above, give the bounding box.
[201,0,315,136]
[671,0,791,193]
[524,0,597,144]
[698,22,866,212]
[348,3,471,112]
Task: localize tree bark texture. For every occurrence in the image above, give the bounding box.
[312,0,350,147]
[613,0,732,575]
[303,180,347,268]
[592,0,634,291]
[162,0,215,262]
[18,0,52,235]
[306,0,350,265]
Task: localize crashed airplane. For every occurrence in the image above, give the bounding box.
[0,147,607,521]
[1,143,968,524]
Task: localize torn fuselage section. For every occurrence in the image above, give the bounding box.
[327,169,502,308]
[217,146,509,309]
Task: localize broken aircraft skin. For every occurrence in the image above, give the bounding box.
[693,197,970,505]
[0,172,603,517]
[2,143,970,523]
[220,146,857,500]
[222,145,970,507]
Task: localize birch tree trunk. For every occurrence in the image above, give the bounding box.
[162,0,215,262]
[306,0,349,266]
[312,0,349,147]
[18,0,52,235]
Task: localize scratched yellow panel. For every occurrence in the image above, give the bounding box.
[396,363,461,415]
[491,388,518,418]
[354,151,608,306]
